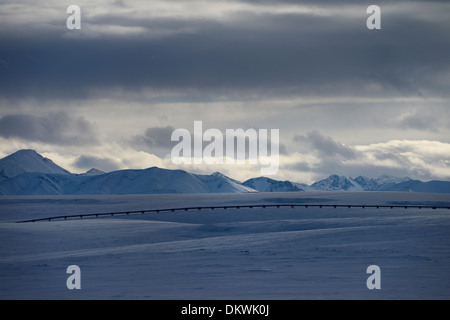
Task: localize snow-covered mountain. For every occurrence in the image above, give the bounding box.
[0,150,257,195]
[0,168,258,195]
[0,150,450,195]
[311,174,361,191]
[309,174,450,193]
[243,177,305,192]
[0,149,70,180]
[378,179,450,193]
[243,174,450,194]
[353,175,412,191]
[310,174,419,192]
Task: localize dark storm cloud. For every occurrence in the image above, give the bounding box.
[72,155,120,172]
[294,131,361,160]
[288,160,419,181]
[131,126,177,157]
[131,125,288,158]
[138,126,176,148]
[0,0,449,100]
[288,133,450,181]
[287,143,426,181]
[0,112,99,146]
[397,112,440,132]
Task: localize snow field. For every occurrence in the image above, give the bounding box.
[0,192,449,299]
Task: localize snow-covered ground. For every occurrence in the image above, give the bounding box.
[1,191,449,299]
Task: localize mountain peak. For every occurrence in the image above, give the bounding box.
[328,174,342,178]
[9,149,41,159]
[0,149,71,179]
[13,149,38,154]
[211,171,227,177]
[82,168,106,176]
[243,176,304,192]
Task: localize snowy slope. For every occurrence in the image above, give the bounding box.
[1,192,450,299]
[243,177,304,192]
[0,149,70,179]
[0,172,84,195]
[195,172,256,193]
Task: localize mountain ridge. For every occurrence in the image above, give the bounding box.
[1,149,450,195]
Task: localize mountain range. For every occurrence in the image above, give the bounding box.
[1,149,450,195]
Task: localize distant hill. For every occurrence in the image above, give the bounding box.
[243,177,305,192]
[0,149,450,195]
[243,174,450,194]
[381,179,450,193]
[306,174,450,194]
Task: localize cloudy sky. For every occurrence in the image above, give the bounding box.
[0,0,449,183]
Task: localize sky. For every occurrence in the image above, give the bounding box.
[0,0,449,184]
